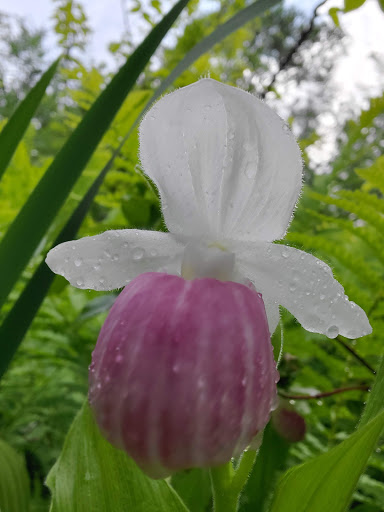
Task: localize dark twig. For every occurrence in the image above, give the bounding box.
[260,0,328,99]
[279,384,370,400]
[335,336,376,375]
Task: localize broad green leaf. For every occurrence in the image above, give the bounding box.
[269,410,384,512]
[0,58,59,182]
[46,402,188,512]
[378,0,384,12]
[0,438,30,512]
[171,468,212,512]
[0,0,190,311]
[344,0,366,11]
[239,424,290,512]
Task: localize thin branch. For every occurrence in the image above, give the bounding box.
[260,0,328,99]
[335,336,376,375]
[279,384,370,400]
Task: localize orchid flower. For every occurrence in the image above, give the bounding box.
[46,79,371,478]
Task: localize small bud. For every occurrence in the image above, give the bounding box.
[271,400,306,443]
[89,272,278,477]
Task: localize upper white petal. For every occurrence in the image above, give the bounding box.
[140,78,302,242]
[229,240,372,339]
[46,230,184,291]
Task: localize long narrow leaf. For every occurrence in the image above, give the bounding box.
[0,0,189,311]
[0,0,279,378]
[0,58,60,181]
[0,159,112,379]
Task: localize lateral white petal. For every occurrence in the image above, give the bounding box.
[263,298,280,336]
[45,230,184,291]
[230,240,372,339]
[140,78,302,242]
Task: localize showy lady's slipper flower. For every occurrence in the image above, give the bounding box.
[46,79,371,477]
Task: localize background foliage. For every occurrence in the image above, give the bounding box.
[0,0,383,510]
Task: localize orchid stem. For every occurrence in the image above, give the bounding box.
[209,462,237,512]
[279,384,370,401]
[232,449,257,495]
[209,450,258,511]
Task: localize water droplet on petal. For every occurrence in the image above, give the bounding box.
[289,284,296,292]
[115,354,123,363]
[77,278,84,286]
[74,258,82,267]
[326,325,339,338]
[132,247,145,261]
[281,248,290,258]
[99,277,105,284]
[93,263,100,271]
[112,254,119,261]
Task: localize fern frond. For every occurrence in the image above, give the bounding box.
[309,191,384,236]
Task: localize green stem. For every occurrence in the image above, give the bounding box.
[210,462,238,512]
[231,450,257,496]
[209,451,258,512]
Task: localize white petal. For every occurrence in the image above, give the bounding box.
[46,230,185,291]
[229,240,372,339]
[140,79,302,242]
[263,298,280,336]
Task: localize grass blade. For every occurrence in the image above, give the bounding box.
[0,58,60,181]
[0,0,189,311]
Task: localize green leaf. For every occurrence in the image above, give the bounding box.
[360,355,384,428]
[356,156,384,193]
[329,7,341,26]
[269,410,384,512]
[0,157,119,379]
[0,58,59,182]
[344,0,366,12]
[239,424,290,512]
[171,468,212,512]
[378,0,384,13]
[122,196,151,227]
[0,438,30,512]
[0,0,190,311]
[46,402,188,512]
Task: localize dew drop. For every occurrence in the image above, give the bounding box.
[115,354,123,363]
[132,247,145,260]
[93,263,100,271]
[241,377,247,387]
[289,284,296,292]
[76,278,84,287]
[172,364,180,374]
[74,258,82,267]
[281,248,290,258]
[64,257,70,263]
[320,294,325,300]
[150,249,158,257]
[99,277,105,284]
[326,325,339,338]
[112,254,119,261]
